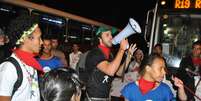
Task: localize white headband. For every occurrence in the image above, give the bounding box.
[16,24,38,45]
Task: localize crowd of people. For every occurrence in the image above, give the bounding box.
[0,14,200,101]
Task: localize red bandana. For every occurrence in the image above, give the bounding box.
[14,49,43,72]
[139,77,156,95]
[98,44,111,59]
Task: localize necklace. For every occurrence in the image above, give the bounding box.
[14,54,38,98]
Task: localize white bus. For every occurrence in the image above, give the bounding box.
[145,0,201,69]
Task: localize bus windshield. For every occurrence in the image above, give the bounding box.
[158,14,201,68]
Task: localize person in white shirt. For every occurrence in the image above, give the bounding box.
[69,44,82,70]
[0,14,43,101]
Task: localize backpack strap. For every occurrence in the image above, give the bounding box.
[4,57,23,97]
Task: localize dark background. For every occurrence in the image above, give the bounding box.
[28,0,157,29]
[0,0,159,54]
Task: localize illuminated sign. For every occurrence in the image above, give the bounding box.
[175,0,201,9]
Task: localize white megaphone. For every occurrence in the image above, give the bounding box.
[112,18,141,48]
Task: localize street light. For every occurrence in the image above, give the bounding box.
[161,0,166,5]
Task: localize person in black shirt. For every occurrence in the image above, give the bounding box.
[176,40,201,101]
[85,26,136,101]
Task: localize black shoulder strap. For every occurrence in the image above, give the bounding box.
[5,57,23,97]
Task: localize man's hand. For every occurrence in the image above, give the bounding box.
[120,39,128,51]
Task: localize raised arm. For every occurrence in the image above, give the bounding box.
[172,76,187,101]
[97,39,128,76]
[116,44,137,76]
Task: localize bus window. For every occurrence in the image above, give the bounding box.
[0,3,29,29]
[67,19,96,52]
[160,14,201,58]
[153,14,201,68]
[81,24,94,45]
[144,10,154,43]
[67,20,82,43]
[31,10,66,43]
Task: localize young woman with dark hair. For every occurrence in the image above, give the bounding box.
[121,53,187,101]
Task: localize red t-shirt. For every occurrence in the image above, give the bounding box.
[192,57,201,66]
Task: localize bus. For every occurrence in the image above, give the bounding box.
[145,0,201,69]
[0,0,118,54]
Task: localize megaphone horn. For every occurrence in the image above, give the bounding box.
[112,18,141,45]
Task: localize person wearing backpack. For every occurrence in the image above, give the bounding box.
[0,14,43,101]
[84,26,136,101]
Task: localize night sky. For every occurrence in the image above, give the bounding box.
[28,0,157,29]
